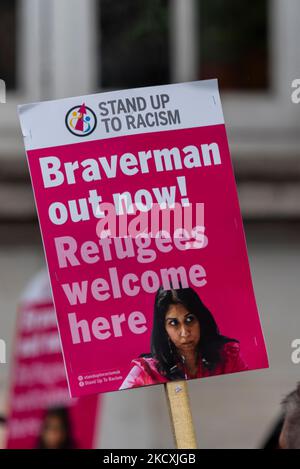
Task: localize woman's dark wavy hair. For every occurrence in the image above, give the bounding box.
[36,406,77,449]
[140,286,238,380]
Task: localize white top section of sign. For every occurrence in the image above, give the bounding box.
[18,79,224,151]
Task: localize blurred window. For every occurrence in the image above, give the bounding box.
[198,0,269,90]
[0,0,17,90]
[99,0,170,89]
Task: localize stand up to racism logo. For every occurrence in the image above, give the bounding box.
[65,103,97,136]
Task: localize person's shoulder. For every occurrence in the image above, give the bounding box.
[221,340,248,372]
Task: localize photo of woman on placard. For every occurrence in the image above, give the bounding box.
[119,286,248,390]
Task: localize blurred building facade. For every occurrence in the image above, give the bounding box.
[0,0,299,448]
[1,0,300,219]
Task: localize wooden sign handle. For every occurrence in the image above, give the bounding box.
[164,380,198,449]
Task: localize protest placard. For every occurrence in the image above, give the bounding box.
[18,80,268,398]
[6,270,99,448]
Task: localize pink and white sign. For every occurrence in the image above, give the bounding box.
[18,80,268,398]
[6,270,100,448]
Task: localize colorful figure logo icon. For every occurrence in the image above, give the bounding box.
[65,103,97,136]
